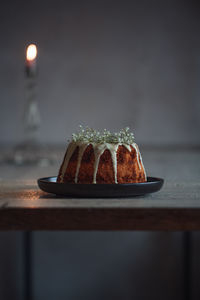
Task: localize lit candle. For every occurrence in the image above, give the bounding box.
[24,43,40,143]
[11,43,41,165]
[26,44,37,77]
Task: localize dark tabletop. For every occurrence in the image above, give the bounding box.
[0,146,199,230]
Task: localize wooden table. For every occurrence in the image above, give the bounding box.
[0,180,199,231]
[0,147,199,300]
[0,146,199,231]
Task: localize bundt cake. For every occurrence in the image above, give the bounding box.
[57,126,146,184]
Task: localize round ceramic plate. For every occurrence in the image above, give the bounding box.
[37,176,164,198]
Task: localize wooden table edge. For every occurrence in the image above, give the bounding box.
[1,207,200,230]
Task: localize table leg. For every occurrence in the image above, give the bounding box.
[184,231,192,300]
[22,231,191,300]
[24,231,33,300]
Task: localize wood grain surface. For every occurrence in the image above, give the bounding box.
[0,181,199,230]
[0,148,199,230]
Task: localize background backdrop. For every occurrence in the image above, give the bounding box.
[0,0,200,300]
[0,0,200,146]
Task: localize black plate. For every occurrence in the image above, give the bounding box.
[37,177,164,198]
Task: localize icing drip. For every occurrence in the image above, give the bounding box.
[92,144,106,184]
[92,143,120,183]
[134,143,147,180]
[74,143,88,183]
[60,142,78,181]
[139,152,147,180]
[123,144,132,152]
[104,143,119,184]
[60,141,146,183]
[131,143,141,170]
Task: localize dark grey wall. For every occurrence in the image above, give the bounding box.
[0,0,200,145]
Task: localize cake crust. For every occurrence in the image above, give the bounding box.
[57,143,146,184]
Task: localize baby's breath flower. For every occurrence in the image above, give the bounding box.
[72,126,135,144]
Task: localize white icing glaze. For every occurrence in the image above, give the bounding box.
[100,143,119,184]
[60,142,78,181]
[134,143,147,180]
[138,150,147,180]
[131,143,141,170]
[74,143,88,183]
[60,141,146,183]
[92,144,107,184]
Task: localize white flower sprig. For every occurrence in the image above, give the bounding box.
[72,126,135,144]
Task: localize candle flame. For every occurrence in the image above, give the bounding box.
[26,44,37,61]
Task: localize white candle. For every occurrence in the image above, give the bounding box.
[26,44,37,77]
